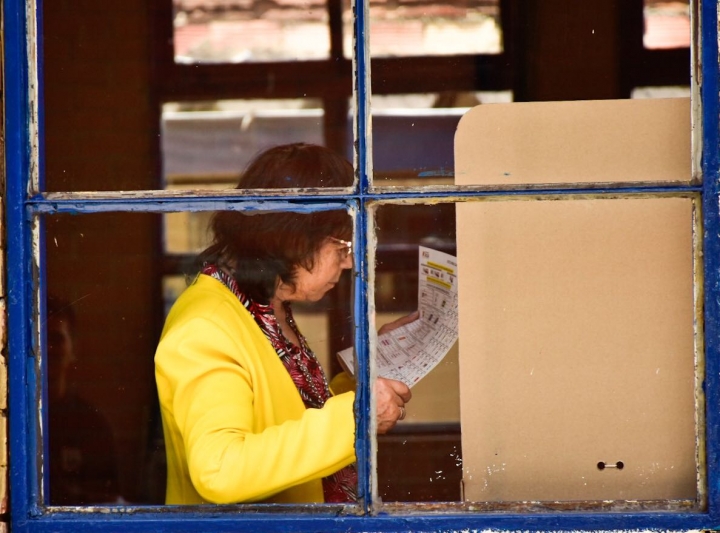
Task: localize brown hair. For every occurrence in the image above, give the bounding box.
[198,143,353,302]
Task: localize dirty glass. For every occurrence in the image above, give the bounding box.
[42,2,349,193]
[371,202,462,502]
[369,1,692,189]
[370,196,701,505]
[43,209,355,506]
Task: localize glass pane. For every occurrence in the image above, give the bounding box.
[174,0,330,63]
[43,1,352,193]
[368,2,693,189]
[370,196,700,505]
[45,212,163,505]
[644,0,691,49]
[343,0,502,57]
[372,203,462,502]
[45,208,356,505]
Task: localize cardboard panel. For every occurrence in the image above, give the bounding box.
[456,197,697,501]
[454,99,691,186]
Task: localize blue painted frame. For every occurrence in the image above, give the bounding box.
[4,0,720,530]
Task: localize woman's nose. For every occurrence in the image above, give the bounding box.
[341,252,353,269]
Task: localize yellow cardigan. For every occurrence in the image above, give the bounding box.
[155,274,357,504]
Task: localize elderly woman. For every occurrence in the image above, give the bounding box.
[155,143,411,505]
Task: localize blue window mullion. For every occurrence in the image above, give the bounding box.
[29,197,354,214]
[12,508,719,532]
[700,0,720,518]
[353,0,373,512]
[354,0,371,197]
[352,200,372,513]
[5,0,40,524]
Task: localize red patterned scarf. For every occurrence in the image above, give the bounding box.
[202,265,357,503]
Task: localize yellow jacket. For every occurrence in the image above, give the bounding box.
[155,274,357,504]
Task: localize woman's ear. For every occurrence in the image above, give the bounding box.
[274,275,296,301]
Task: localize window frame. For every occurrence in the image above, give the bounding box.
[4,0,720,531]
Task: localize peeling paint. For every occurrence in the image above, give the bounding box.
[692,199,708,511]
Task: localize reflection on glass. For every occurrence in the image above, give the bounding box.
[161,100,324,189]
[644,0,690,49]
[173,0,330,62]
[343,0,501,57]
[373,202,461,502]
[47,294,122,505]
[371,92,512,187]
[45,212,164,505]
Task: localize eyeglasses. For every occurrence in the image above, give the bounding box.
[329,237,352,259]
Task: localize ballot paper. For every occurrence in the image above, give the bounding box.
[337,246,458,388]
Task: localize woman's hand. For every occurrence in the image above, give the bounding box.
[374,377,412,434]
[378,311,420,336]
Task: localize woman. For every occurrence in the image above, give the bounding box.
[155,143,411,505]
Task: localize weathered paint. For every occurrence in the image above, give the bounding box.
[5,0,39,526]
[698,0,720,520]
[691,200,708,511]
[367,183,703,196]
[25,187,706,217]
[26,0,40,195]
[31,197,355,214]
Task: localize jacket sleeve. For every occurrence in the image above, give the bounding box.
[161,314,357,503]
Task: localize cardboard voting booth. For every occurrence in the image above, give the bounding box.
[455,98,699,502]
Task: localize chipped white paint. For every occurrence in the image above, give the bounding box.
[691,198,707,509]
[31,217,44,507]
[26,0,40,194]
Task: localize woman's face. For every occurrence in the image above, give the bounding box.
[279,237,353,303]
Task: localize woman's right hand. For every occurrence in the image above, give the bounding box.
[374,377,412,434]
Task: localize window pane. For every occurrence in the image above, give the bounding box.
[45,212,163,505]
[174,0,331,63]
[369,196,701,506]
[45,208,356,505]
[367,3,693,189]
[372,203,462,502]
[43,0,352,193]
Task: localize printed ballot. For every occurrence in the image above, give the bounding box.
[337,246,458,388]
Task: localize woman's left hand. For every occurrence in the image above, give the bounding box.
[378,311,420,336]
